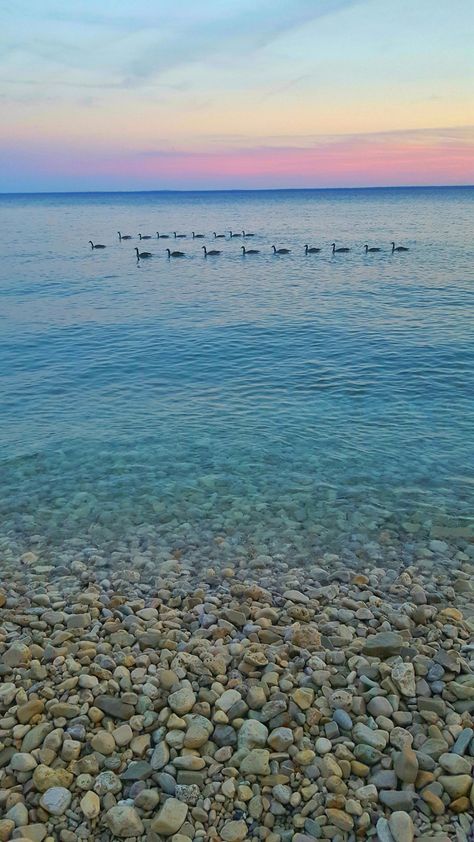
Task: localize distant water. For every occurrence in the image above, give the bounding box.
[0,188,473,570]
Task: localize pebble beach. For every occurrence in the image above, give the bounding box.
[1,535,473,842]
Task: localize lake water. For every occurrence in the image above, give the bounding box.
[0,187,473,573]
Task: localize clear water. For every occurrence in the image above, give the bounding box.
[1,188,473,569]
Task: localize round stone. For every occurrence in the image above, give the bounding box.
[106,804,144,837]
[80,791,100,819]
[39,787,72,816]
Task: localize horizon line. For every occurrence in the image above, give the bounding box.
[1,183,473,196]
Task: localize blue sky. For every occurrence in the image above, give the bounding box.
[1,0,473,190]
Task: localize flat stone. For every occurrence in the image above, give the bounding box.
[11,823,48,841]
[379,790,415,811]
[172,756,205,771]
[16,700,45,724]
[439,774,472,799]
[95,695,134,720]
[121,760,152,780]
[438,753,471,775]
[151,798,188,835]
[283,590,309,603]
[362,632,404,658]
[388,811,414,842]
[49,702,80,718]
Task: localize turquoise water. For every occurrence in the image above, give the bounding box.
[0,188,473,568]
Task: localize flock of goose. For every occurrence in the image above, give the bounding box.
[88,232,410,261]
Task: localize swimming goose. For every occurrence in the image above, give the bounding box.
[364,245,381,253]
[242,230,255,237]
[89,241,106,249]
[174,232,187,238]
[139,233,152,240]
[118,232,132,240]
[156,232,170,239]
[213,232,225,238]
[305,245,321,254]
[166,248,185,257]
[241,246,260,255]
[391,242,409,252]
[192,232,205,239]
[229,231,242,237]
[202,246,221,256]
[135,248,152,259]
[272,245,290,254]
[331,243,350,253]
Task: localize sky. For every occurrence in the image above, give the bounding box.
[1,0,473,191]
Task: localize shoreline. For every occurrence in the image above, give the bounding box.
[1,551,473,841]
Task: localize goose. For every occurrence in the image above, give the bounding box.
[272,245,290,254]
[135,248,152,259]
[89,241,106,249]
[192,232,205,239]
[305,245,321,254]
[213,232,226,238]
[174,232,187,238]
[166,248,185,257]
[229,231,242,237]
[202,246,221,256]
[241,246,260,255]
[118,232,132,241]
[391,242,409,252]
[156,232,170,239]
[242,230,255,237]
[139,233,152,240]
[331,243,350,253]
[364,245,381,253]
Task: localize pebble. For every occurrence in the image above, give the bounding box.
[39,787,72,816]
[0,554,472,842]
[80,791,100,819]
[220,820,248,841]
[106,804,144,837]
[388,810,414,842]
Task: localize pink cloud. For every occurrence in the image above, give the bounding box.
[1,127,473,190]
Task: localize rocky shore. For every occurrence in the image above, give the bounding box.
[1,547,473,842]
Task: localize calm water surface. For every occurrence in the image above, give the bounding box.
[0,188,473,569]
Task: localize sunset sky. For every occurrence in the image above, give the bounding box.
[1,0,473,191]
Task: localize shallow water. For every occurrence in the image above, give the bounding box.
[0,187,473,569]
